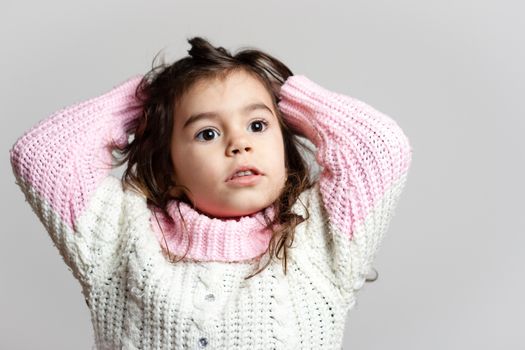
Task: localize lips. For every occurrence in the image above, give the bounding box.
[226,165,263,181]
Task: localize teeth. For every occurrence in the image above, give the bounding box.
[233,170,254,178]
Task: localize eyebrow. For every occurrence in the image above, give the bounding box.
[182,102,274,129]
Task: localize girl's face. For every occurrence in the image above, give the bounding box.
[170,69,287,218]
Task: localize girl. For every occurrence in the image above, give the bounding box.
[9,37,413,349]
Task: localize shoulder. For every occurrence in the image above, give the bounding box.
[290,181,332,249]
[75,175,149,245]
[72,176,151,279]
[291,181,326,222]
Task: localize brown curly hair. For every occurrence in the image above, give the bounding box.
[111,36,318,280]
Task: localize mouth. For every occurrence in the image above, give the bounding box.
[226,166,263,182]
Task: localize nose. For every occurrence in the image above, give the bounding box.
[226,131,252,156]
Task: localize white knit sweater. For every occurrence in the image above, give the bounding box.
[10,74,412,349]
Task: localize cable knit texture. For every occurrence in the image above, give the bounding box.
[9,73,413,350]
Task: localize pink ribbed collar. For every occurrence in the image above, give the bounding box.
[149,200,276,263]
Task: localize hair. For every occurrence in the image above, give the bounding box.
[110,36,317,280]
[110,36,380,284]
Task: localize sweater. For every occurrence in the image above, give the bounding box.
[9,73,413,350]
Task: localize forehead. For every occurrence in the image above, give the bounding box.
[177,70,273,111]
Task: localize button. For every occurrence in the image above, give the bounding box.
[198,337,208,347]
[365,267,378,282]
[205,293,215,302]
[352,277,365,290]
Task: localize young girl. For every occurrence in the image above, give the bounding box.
[9,37,413,349]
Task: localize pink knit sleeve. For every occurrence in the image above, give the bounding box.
[9,75,143,278]
[278,75,413,289]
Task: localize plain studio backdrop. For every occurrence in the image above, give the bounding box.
[1,1,523,349]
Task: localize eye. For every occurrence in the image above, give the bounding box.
[195,128,220,142]
[249,119,269,133]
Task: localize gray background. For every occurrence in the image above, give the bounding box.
[2,1,524,349]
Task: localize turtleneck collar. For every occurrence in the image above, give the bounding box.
[149,200,277,263]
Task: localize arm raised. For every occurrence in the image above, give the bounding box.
[9,75,144,281]
[278,75,413,292]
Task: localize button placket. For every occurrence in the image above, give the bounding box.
[193,267,222,319]
[188,321,211,348]
[197,265,221,287]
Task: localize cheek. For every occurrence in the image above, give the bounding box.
[171,144,200,182]
[274,132,287,166]
[174,147,223,183]
[268,134,287,181]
